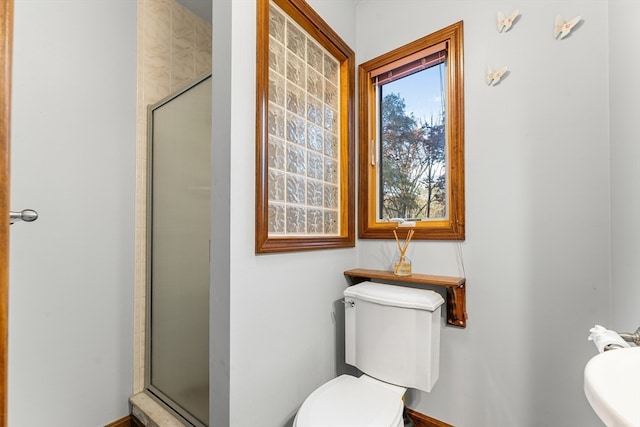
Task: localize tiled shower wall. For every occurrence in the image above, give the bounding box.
[135,0,212,393]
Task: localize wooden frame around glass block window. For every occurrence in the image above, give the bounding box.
[255,0,355,253]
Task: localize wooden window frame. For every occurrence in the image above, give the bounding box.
[256,0,355,253]
[358,21,465,240]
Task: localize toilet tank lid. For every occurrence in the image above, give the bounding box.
[344,281,444,311]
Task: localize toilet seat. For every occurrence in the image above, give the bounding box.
[294,374,406,427]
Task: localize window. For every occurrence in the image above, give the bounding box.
[255,0,356,253]
[358,21,465,240]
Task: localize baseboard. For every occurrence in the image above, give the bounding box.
[407,408,454,427]
[106,406,440,427]
[104,415,145,427]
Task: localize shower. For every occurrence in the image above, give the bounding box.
[146,74,212,426]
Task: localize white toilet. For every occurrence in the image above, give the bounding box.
[294,281,444,427]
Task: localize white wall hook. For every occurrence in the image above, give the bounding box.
[497,10,519,33]
[554,15,581,39]
[487,65,508,86]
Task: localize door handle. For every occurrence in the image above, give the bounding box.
[10,209,38,225]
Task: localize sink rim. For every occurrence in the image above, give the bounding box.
[584,346,640,427]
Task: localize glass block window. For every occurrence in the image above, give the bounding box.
[256,0,354,253]
[266,2,341,236]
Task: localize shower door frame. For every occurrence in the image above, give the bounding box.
[145,74,212,427]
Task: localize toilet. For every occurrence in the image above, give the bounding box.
[294,281,444,427]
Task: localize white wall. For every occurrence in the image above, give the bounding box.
[609,1,640,332]
[7,0,638,426]
[355,1,611,426]
[215,0,640,426]
[213,1,359,426]
[9,1,136,426]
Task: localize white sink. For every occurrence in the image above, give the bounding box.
[584,346,640,427]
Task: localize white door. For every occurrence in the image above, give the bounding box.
[6,1,136,425]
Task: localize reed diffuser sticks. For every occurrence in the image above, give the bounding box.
[393,228,414,257]
[392,228,414,276]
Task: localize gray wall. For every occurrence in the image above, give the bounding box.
[7,0,640,426]
[356,1,611,426]
[609,1,640,332]
[220,0,638,426]
[357,1,638,427]
[9,0,136,425]
[216,1,359,425]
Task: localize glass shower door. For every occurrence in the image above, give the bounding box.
[147,75,211,426]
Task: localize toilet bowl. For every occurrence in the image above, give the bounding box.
[294,282,444,427]
[293,374,406,427]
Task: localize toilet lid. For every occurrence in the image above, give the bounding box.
[296,375,405,427]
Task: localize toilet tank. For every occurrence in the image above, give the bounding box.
[343,281,444,393]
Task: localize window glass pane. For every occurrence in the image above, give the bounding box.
[267,2,342,236]
[379,61,447,221]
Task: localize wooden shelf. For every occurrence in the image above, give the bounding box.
[344,268,467,328]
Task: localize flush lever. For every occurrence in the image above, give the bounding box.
[10,209,39,225]
[341,298,355,307]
